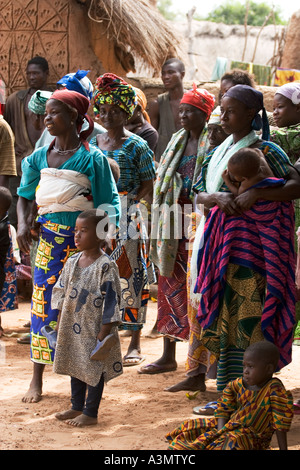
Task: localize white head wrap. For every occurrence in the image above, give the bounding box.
[275,82,300,105]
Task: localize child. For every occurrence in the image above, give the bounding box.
[222,147,274,195]
[0,187,13,337]
[51,208,122,427]
[166,341,294,450]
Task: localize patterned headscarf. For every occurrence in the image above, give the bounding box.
[180,84,215,121]
[93,73,137,117]
[48,89,94,149]
[224,84,270,140]
[208,105,221,125]
[275,82,300,105]
[28,90,53,115]
[57,70,94,101]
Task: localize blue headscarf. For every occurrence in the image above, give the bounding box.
[57,70,93,101]
[224,84,270,140]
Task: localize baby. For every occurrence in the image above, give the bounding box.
[222,147,274,195]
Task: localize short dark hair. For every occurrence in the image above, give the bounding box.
[27,56,49,72]
[162,58,185,74]
[221,68,255,88]
[245,341,280,368]
[0,187,12,213]
[77,209,109,236]
[229,147,263,178]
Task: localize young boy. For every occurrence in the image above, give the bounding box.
[51,209,122,427]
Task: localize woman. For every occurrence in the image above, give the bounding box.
[139,86,216,383]
[17,89,120,403]
[270,82,300,414]
[91,73,156,366]
[125,86,158,155]
[193,84,300,392]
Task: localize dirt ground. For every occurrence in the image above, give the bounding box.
[1,298,300,451]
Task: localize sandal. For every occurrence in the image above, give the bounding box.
[40,325,57,349]
[293,402,300,415]
[90,334,118,361]
[193,401,217,415]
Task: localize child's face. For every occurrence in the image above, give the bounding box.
[243,351,273,388]
[227,162,246,184]
[273,93,300,128]
[74,217,102,252]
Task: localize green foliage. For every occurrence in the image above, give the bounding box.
[203,1,286,26]
[157,0,180,21]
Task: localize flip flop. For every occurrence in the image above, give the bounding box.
[137,363,177,375]
[193,401,217,415]
[40,325,57,349]
[17,333,31,344]
[90,334,118,361]
[123,355,146,367]
[293,402,300,415]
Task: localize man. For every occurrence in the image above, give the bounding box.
[4,56,51,227]
[148,58,185,162]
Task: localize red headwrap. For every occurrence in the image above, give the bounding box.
[180,84,215,121]
[48,89,94,149]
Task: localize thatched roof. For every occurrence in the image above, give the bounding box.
[85,0,184,74]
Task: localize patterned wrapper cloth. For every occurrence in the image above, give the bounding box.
[30,216,77,364]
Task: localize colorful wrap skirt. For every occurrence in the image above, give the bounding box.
[30,216,77,364]
[110,194,155,331]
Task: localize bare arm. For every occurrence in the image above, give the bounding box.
[235,166,300,211]
[196,190,241,216]
[16,196,35,254]
[136,179,153,202]
[221,170,239,196]
[148,99,159,130]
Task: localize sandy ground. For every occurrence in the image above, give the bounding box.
[0,298,300,451]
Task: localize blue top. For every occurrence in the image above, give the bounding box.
[90,133,156,195]
[17,143,121,227]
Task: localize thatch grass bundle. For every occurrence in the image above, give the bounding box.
[87,0,183,73]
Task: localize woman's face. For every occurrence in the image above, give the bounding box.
[44,99,75,136]
[97,103,128,130]
[273,93,300,128]
[219,78,234,102]
[208,123,228,148]
[220,96,253,136]
[178,103,207,132]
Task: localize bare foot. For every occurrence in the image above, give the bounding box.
[66,414,98,427]
[164,374,206,393]
[22,385,42,403]
[55,409,82,421]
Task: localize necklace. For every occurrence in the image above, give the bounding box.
[53,142,81,155]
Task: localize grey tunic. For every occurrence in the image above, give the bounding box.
[52,252,123,387]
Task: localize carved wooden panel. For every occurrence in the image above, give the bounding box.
[0,0,70,94]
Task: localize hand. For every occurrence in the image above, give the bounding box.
[235,188,258,212]
[215,192,241,215]
[222,169,228,179]
[17,223,32,254]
